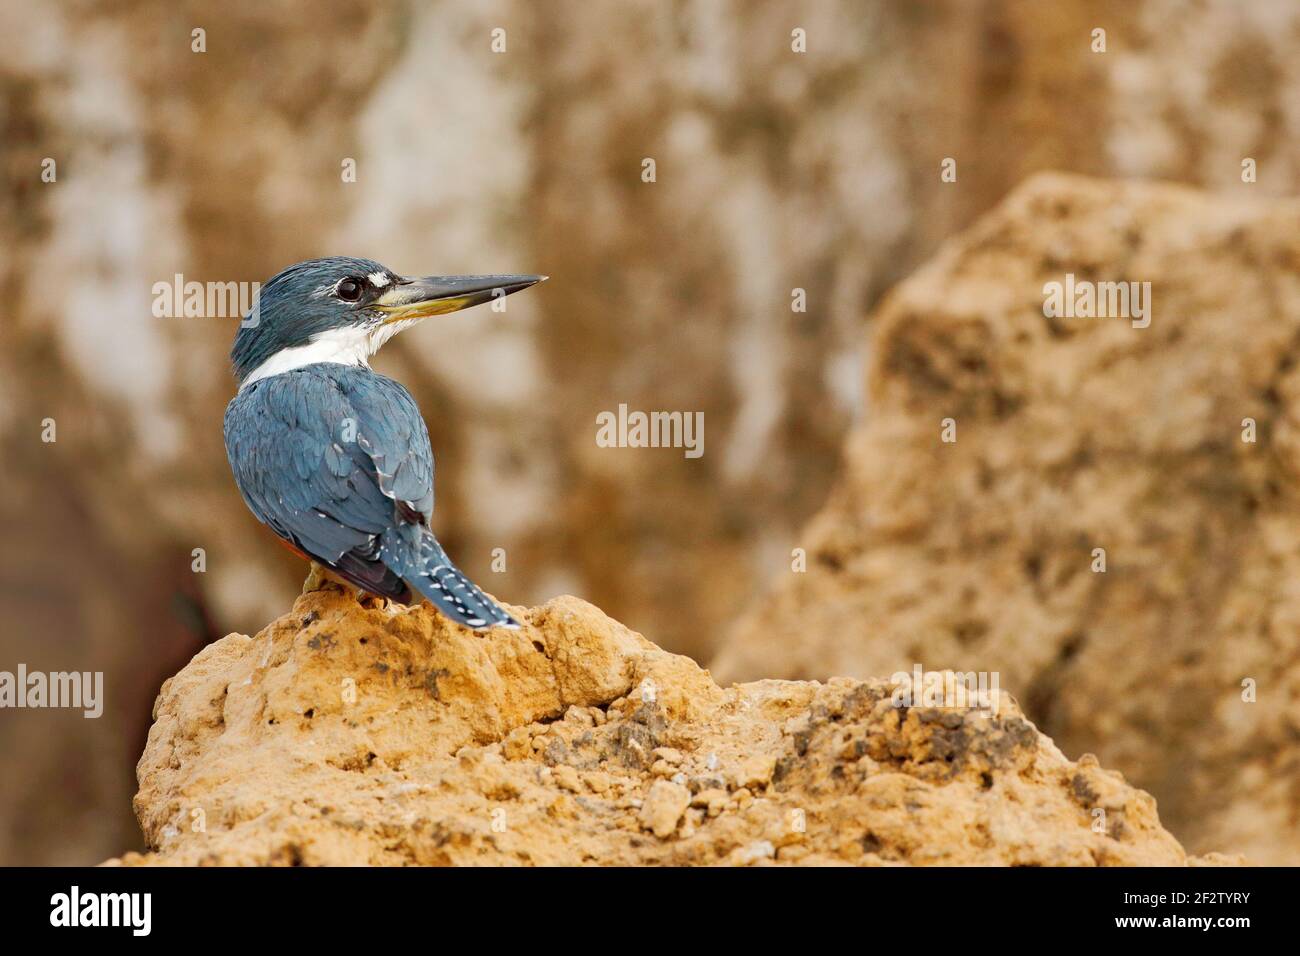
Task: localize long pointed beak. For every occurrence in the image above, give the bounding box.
[374,274,546,322]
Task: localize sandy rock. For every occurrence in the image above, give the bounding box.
[107,581,1235,866]
[640,781,691,838]
[712,173,1300,865]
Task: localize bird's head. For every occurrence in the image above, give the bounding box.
[231,256,545,387]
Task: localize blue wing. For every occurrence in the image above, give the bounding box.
[225,362,518,629]
[223,364,433,601]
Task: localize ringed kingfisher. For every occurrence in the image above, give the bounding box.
[223,257,544,630]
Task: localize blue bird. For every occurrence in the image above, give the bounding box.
[223,256,544,630]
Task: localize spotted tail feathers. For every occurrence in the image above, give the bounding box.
[379,523,520,630]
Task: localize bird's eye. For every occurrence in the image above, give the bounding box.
[336,278,363,302]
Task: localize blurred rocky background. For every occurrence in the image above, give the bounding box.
[1,0,1298,864]
[715,172,1300,865]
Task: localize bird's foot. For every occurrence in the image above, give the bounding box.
[302,562,330,594]
[302,561,349,596]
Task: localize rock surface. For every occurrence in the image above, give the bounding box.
[110,581,1232,866]
[712,173,1300,865]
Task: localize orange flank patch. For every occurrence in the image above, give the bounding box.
[274,535,312,563]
